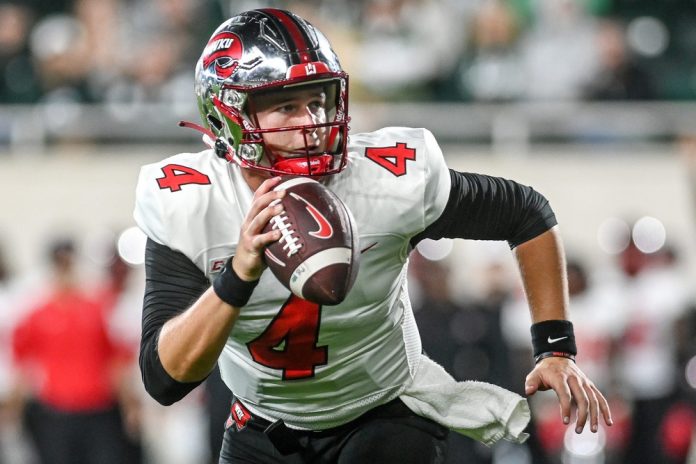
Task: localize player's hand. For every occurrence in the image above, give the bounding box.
[232,176,285,281]
[525,357,613,433]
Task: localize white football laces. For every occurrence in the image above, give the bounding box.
[269,199,301,257]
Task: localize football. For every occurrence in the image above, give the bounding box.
[262,177,359,305]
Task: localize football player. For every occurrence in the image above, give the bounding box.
[134,9,612,463]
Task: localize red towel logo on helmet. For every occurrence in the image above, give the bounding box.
[202,32,243,79]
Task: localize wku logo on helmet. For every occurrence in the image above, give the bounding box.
[290,193,333,239]
[202,32,243,79]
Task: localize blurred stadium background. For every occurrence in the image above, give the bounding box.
[1,0,696,463]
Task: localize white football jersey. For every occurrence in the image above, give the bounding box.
[134,127,451,429]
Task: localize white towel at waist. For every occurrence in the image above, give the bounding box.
[400,355,530,446]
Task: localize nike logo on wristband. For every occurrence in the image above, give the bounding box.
[547,336,568,344]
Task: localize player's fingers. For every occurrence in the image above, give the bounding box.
[254,176,284,197]
[248,175,285,210]
[247,200,285,237]
[251,229,282,250]
[584,382,599,433]
[524,371,542,396]
[246,189,286,226]
[245,176,283,221]
[591,384,613,426]
[568,375,590,433]
[552,376,573,425]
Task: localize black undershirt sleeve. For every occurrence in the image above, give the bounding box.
[411,170,557,248]
[140,238,211,405]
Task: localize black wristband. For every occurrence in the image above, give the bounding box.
[534,351,576,364]
[530,320,577,358]
[212,257,259,307]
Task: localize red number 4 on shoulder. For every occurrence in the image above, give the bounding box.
[157,164,211,192]
[365,142,416,177]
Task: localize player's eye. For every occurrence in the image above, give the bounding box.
[276,103,296,113]
[308,100,325,113]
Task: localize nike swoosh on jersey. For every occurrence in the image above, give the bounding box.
[547,336,568,344]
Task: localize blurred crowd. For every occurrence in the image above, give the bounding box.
[3,0,696,107]
[0,221,695,464]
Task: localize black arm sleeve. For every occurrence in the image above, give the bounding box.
[411,170,557,249]
[140,238,211,405]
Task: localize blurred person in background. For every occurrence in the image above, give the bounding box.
[614,239,692,464]
[583,19,656,100]
[350,0,468,101]
[519,0,601,101]
[93,246,144,464]
[28,11,93,104]
[10,238,134,464]
[0,2,40,104]
[454,0,525,102]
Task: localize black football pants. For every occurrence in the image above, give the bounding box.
[218,398,449,463]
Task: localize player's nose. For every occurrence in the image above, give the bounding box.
[298,109,320,138]
[297,107,320,127]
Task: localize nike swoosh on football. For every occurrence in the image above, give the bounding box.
[547,336,568,344]
[290,192,334,239]
[305,203,333,239]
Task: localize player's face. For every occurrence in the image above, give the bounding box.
[251,85,329,157]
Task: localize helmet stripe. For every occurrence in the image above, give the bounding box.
[259,9,318,64]
[251,10,294,58]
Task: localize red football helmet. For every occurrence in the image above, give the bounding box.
[191,9,350,176]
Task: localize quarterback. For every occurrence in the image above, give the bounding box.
[134,8,612,463]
